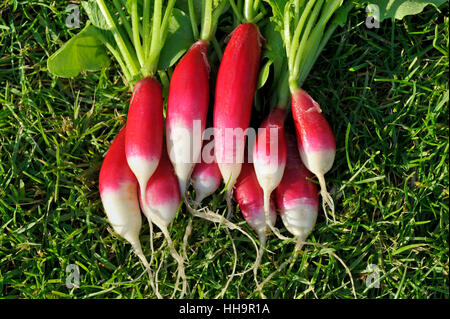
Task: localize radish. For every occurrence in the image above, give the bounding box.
[166,0,227,197]
[261,0,347,222]
[291,87,335,222]
[125,76,163,201]
[214,21,262,216]
[235,161,277,247]
[275,132,319,248]
[166,40,209,197]
[140,143,186,299]
[234,159,276,296]
[252,106,288,239]
[98,127,155,289]
[191,140,222,204]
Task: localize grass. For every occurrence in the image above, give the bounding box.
[0,1,448,299]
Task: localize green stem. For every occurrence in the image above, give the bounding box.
[292,0,324,83]
[188,0,199,40]
[277,69,291,109]
[297,1,348,86]
[131,0,145,67]
[212,36,223,60]
[200,0,213,42]
[112,0,133,43]
[160,0,176,44]
[244,0,254,22]
[145,0,163,76]
[229,0,243,23]
[288,0,316,74]
[143,0,152,58]
[96,0,140,77]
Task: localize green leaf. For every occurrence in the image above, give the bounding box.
[257,60,273,89]
[47,24,110,78]
[262,20,286,84]
[158,8,194,70]
[81,0,111,30]
[366,0,447,21]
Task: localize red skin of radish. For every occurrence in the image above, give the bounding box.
[291,88,335,220]
[213,23,262,198]
[291,88,335,169]
[166,40,210,196]
[99,127,144,256]
[234,161,277,241]
[125,76,163,192]
[144,143,181,228]
[99,128,136,194]
[275,133,318,240]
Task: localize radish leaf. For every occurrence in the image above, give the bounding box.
[366,0,447,21]
[158,8,194,70]
[47,24,110,78]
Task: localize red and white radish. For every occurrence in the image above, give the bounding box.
[291,88,335,222]
[214,22,262,216]
[166,40,210,197]
[235,161,277,245]
[99,127,153,285]
[275,132,319,247]
[140,143,186,298]
[125,76,163,203]
[191,146,221,204]
[252,107,287,238]
[234,159,276,297]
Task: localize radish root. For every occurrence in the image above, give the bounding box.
[317,174,335,224]
[263,193,291,240]
[184,199,262,292]
[257,238,356,299]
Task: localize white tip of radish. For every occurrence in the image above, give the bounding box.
[101,182,142,245]
[218,163,242,218]
[245,207,276,238]
[193,175,220,203]
[253,161,286,195]
[280,202,318,240]
[144,201,179,229]
[126,156,159,192]
[166,124,201,198]
[299,148,335,176]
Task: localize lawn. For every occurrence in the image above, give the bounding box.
[0,1,448,299]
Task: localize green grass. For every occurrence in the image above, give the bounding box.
[0,1,448,299]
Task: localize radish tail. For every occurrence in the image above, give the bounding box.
[263,192,291,240]
[317,174,335,224]
[160,224,187,299]
[296,241,356,299]
[226,188,234,219]
[184,199,261,278]
[254,231,266,299]
[182,217,193,262]
[215,228,238,299]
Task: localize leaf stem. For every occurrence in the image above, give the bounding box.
[292,0,324,83]
[201,0,213,42]
[96,0,140,77]
[145,0,162,76]
[131,0,145,67]
[143,0,152,58]
[112,0,133,42]
[188,0,199,40]
[229,0,243,23]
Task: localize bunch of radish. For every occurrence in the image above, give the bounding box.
[49,0,353,298]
